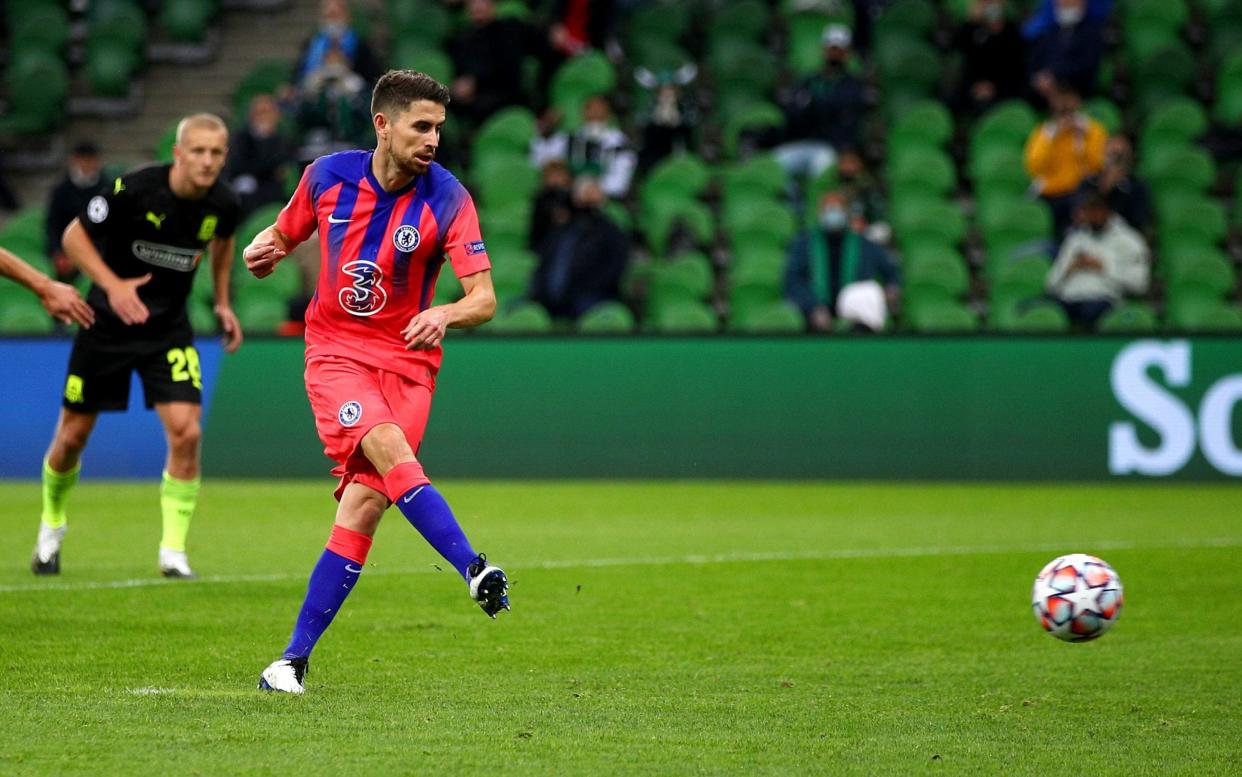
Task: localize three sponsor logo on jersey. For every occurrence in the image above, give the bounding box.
[336,224,423,317]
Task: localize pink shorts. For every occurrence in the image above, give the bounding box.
[304,354,434,501]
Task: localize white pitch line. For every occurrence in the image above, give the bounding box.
[2,536,1240,595]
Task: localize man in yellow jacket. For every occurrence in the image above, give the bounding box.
[1024,82,1106,240]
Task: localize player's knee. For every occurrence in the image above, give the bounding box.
[169,420,202,451]
[56,420,93,452]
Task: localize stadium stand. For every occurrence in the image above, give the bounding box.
[1,0,1240,335]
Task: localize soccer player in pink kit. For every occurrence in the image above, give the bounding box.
[243,71,509,694]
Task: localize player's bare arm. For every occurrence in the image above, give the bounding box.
[402,269,496,350]
[209,235,243,353]
[0,246,95,328]
[62,217,151,325]
[242,224,296,279]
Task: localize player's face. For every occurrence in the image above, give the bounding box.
[174,126,229,190]
[382,100,445,176]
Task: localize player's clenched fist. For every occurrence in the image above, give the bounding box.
[403,306,451,350]
[243,230,286,279]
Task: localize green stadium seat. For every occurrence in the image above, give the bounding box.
[731,244,787,285]
[1157,197,1228,247]
[473,155,539,210]
[1097,302,1159,334]
[887,147,956,197]
[233,60,293,117]
[1166,254,1237,298]
[641,154,712,208]
[719,155,789,202]
[233,258,302,301]
[386,0,450,45]
[0,297,55,334]
[970,101,1038,160]
[1166,294,1242,332]
[486,302,553,333]
[602,201,632,232]
[707,0,770,45]
[874,36,941,98]
[86,39,140,98]
[625,1,691,45]
[645,299,718,333]
[711,45,779,103]
[188,300,220,334]
[550,52,616,122]
[628,38,693,72]
[390,43,454,84]
[722,199,796,251]
[891,200,967,252]
[0,57,68,135]
[479,200,531,246]
[11,5,70,53]
[643,200,714,256]
[1130,44,1196,114]
[904,252,969,298]
[647,253,714,307]
[728,300,803,333]
[0,207,49,254]
[159,0,214,43]
[888,100,954,149]
[970,146,1032,199]
[904,299,979,333]
[1084,98,1123,134]
[980,200,1053,263]
[576,301,636,334]
[474,108,538,159]
[875,0,937,41]
[1141,98,1208,150]
[432,269,463,306]
[722,101,785,159]
[1142,147,1216,197]
[89,0,148,50]
[992,300,1068,333]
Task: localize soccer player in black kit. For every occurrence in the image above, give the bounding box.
[31,114,244,579]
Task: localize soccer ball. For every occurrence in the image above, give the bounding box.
[1031,554,1124,642]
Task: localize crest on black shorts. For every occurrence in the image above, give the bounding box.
[338,401,363,427]
[393,224,420,252]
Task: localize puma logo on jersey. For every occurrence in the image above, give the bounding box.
[146,212,166,229]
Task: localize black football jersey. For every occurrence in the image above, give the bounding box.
[79,163,240,333]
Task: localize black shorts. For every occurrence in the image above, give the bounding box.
[62,326,202,412]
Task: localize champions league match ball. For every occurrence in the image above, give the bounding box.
[1031,554,1124,642]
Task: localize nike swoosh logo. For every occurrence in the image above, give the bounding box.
[402,485,427,504]
[327,215,351,224]
[345,564,363,573]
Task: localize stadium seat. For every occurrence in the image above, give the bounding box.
[188,300,220,334]
[550,52,616,123]
[874,36,941,99]
[390,43,454,84]
[970,101,1038,160]
[722,199,797,251]
[721,101,785,159]
[711,45,779,104]
[473,108,538,159]
[627,37,694,72]
[432,270,463,306]
[1166,295,1242,332]
[1157,197,1228,248]
[1141,98,1208,149]
[904,299,979,333]
[887,147,956,197]
[1129,44,1195,114]
[728,300,804,333]
[888,100,954,150]
[646,253,714,307]
[992,301,1069,333]
[473,155,540,210]
[645,299,718,333]
[11,5,70,54]
[0,207,49,255]
[970,146,1032,199]
[1097,303,1159,334]
[0,297,55,335]
[0,56,68,135]
[1166,253,1237,298]
[486,302,553,333]
[1142,147,1216,197]
[980,200,1053,265]
[234,60,293,117]
[641,154,712,209]
[625,1,691,45]
[719,155,789,202]
[86,38,140,98]
[1084,98,1123,134]
[233,258,302,302]
[159,0,215,43]
[386,0,451,45]
[643,200,714,257]
[904,252,969,298]
[891,200,967,252]
[576,301,636,334]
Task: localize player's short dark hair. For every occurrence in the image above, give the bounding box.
[371,70,451,117]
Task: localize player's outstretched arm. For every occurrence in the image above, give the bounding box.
[0,246,95,328]
[209,235,243,353]
[63,218,151,325]
[242,225,294,279]
[402,269,496,350]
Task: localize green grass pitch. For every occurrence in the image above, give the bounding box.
[0,480,1239,775]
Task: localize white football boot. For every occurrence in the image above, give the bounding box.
[31,523,67,575]
[158,548,196,579]
[258,658,308,694]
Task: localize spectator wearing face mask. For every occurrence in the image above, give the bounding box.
[1026,0,1106,103]
[1079,135,1151,236]
[774,24,869,181]
[1046,187,1149,328]
[45,141,104,284]
[951,0,1026,115]
[1023,82,1106,240]
[528,175,631,319]
[293,0,381,89]
[784,188,902,332]
[633,63,700,171]
[531,95,638,198]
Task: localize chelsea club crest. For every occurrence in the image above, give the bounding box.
[393,225,420,252]
[338,401,362,427]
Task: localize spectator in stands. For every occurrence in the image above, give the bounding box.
[228,94,295,213]
[294,45,373,157]
[633,63,700,171]
[784,188,902,333]
[951,0,1026,115]
[529,175,630,319]
[547,0,618,59]
[293,0,381,88]
[1023,82,1106,241]
[531,95,638,198]
[775,24,869,181]
[1080,135,1152,237]
[529,159,574,252]
[449,0,543,124]
[1026,0,1106,103]
[1046,187,1149,329]
[44,141,104,283]
[834,148,888,240]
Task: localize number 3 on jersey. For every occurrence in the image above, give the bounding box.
[167,346,202,389]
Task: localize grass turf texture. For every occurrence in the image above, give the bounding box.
[0,481,1239,775]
